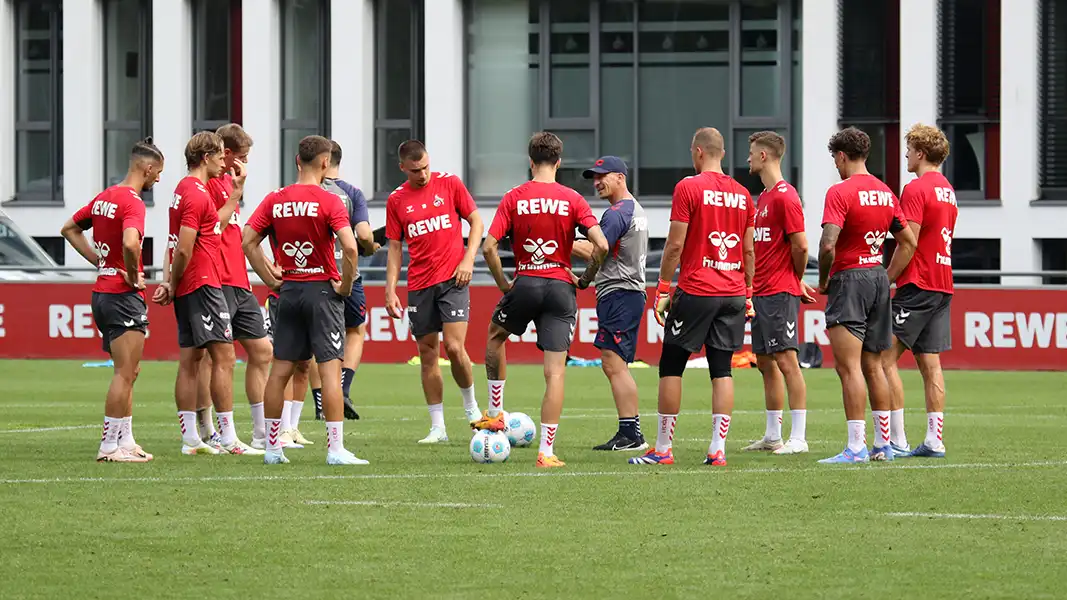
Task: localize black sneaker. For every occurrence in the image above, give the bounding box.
[343,396,360,420]
[593,432,649,451]
[314,395,324,420]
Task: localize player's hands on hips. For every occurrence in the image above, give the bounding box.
[122,271,147,291]
[497,279,514,295]
[268,262,283,281]
[331,280,352,297]
[800,281,818,304]
[453,257,474,288]
[654,279,672,326]
[385,290,404,319]
[152,282,172,306]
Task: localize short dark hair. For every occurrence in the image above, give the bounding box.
[131,136,163,163]
[749,131,786,159]
[185,131,223,169]
[397,140,426,162]
[528,131,563,166]
[297,135,333,165]
[215,123,253,153]
[692,127,725,156]
[827,127,871,161]
[329,140,343,167]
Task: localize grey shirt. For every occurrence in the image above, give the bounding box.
[594,197,648,299]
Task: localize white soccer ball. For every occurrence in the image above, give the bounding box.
[504,412,537,447]
[470,430,511,464]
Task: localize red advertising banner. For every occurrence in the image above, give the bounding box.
[0,283,1065,370]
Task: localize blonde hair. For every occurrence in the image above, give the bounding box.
[749,131,786,159]
[905,123,950,166]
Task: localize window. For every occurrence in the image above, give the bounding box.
[938,0,1000,200]
[466,0,800,201]
[1039,239,1067,285]
[192,0,242,132]
[33,237,65,265]
[104,0,152,201]
[1040,0,1067,199]
[280,0,330,184]
[13,0,63,203]
[952,238,1000,285]
[838,0,899,192]
[375,0,424,194]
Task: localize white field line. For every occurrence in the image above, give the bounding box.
[0,425,99,434]
[1,460,1064,487]
[885,511,1067,522]
[304,500,500,509]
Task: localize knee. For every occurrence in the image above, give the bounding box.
[442,339,465,360]
[773,353,801,377]
[917,356,942,379]
[835,361,859,379]
[707,348,733,380]
[756,357,776,376]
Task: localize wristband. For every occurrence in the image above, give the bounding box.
[656,279,672,296]
[746,286,754,300]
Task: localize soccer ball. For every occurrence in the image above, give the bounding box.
[504,412,537,447]
[470,430,510,464]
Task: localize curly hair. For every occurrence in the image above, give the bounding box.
[827,127,871,161]
[905,123,950,166]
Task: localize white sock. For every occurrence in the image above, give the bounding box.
[196,407,215,439]
[290,401,304,429]
[250,402,265,440]
[266,418,282,451]
[655,413,677,454]
[326,421,345,454]
[709,413,731,455]
[789,409,807,442]
[872,410,891,448]
[890,408,908,447]
[178,411,201,447]
[100,416,121,453]
[539,423,557,457]
[118,416,137,449]
[281,401,293,431]
[925,412,944,448]
[217,411,237,445]
[847,419,866,453]
[460,385,478,412]
[487,380,505,417]
[428,403,445,429]
[765,410,783,441]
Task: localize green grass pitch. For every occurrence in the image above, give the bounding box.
[1,360,1066,599]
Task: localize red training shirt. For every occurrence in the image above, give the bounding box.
[71,185,147,299]
[168,176,223,297]
[487,181,598,284]
[245,184,349,282]
[821,174,907,278]
[385,172,478,291]
[207,174,251,290]
[896,171,958,294]
[753,180,805,297]
[670,171,756,297]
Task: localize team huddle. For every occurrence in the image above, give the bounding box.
[61,120,957,468]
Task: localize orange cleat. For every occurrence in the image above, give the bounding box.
[536,453,566,468]
[471,411,506,432]
[704,450,727,466]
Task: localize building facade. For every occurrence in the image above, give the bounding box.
[1,0,1065,284]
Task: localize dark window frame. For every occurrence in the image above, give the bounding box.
[373,0,424,197]
[102,0,153,203]
[279,0,331,185]
[191,0,243,133]
[1039,0,1067,200]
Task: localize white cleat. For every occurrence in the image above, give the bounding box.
[289,429,314,445]
[222,439,265,456]
[279,430,304,449]
[417,426,449,444]
[326,450,369,466]
[743,437,784,452]
[181,440,221,455]
[465,408,482,425]
[251,437,266,450]
[264,449,289,464]
[772,439,810,455]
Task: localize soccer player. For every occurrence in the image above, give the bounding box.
[570,156,650,452]
[881,124,957,458]
[816,127,917,464]
[743,131,817,455]
[384,140,484,444]
[152,131,245,455]
[243,135,365,465]
[629,127,755,467]
[263,253,313,446]
[478,132,608,468]
[60,138,163,462]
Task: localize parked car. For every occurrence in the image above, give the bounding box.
[0,209,68,281]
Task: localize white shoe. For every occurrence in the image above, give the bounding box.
[251,437,266,450]
[279,430,304,449]
[264,449,289,464]
[221,439,265,456]
[289,429,314,445]
[181,440,220,455]
[326,450,369,465]
[465,408,482,425]
[743,437,784,452]
[772,439,809,455]
[417,426,449,444]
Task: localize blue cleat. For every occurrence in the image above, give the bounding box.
[818,446,870,464]
[890,442,912,458]
[908,443,946,458]
[870,445,895,462]
[628,449,674,465]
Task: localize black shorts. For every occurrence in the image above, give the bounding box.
[274,281,345,362]
[407,278,470,338]
[892,283,952,354]
[91,291,148,354]
[265,294,280,340]
[223,285,267,340]
[663,290,746,353]
[345,276,367,329]
[594,290,645,363]
[491,277,577,353]
[752,292,801,355]
[825,267,891,353]
[173,285,232,349]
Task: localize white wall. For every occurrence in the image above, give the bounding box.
[0,1,15,205]
[898,0,939,189]
[330,0,374,193]
[423,0,465,175]
[799,0,840,247]
[241,0,280,216]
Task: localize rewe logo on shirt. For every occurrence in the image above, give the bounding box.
[754,227,772,243]
[272,202,319,218]
[407,214,453,238]
[702,190,747,210]
[517,198,570,216]
[92,201,118,219]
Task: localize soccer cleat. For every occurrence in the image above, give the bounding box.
[417,426,449,444]
[870,445,895,462]
[278,430,304,449]
[818,446,869,464]
[96,447,150,463]
[251,437,266,450]
[290,429,314,445]
[181,440,221,455]
[628,449,674,465]
[343,397,360,420]
[536,453,566,468]
[907,442,946,458]
[890,442,912,458]
[222,439,265,456]
[772,439,809,455]
[264,449,289,464]
[465,407,482,425]
[205,433,224,452]
[471,411,506,432]
[326,450,370,466]
[703,450,727,466]
[121,444,154,461]
[593,432,649,451]
[743,437,784,452]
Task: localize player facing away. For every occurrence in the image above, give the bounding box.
[263,244,313,448]
[60,138,163,462]
[743,131,817,455]
[570,156,650,452]
[816,127,917,464]
[243,135,366,466]
[881,124,957,459]
[153,132,246,456]
[478,132,608,468]
[630,127,756,467]
[384,140,485,444]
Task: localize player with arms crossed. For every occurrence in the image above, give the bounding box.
[743,131,816,455]
[571,156,650,452]
[817,127,917,464]
[243,135,365,465]
[630,127,755,467]
[479,132,608,467]
[384,141,484,444]
[881,124,957,459]
[60,138,163,462]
